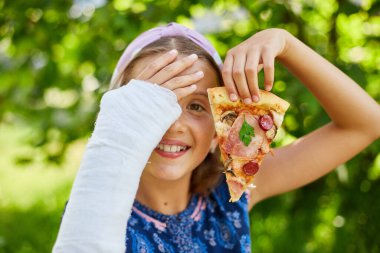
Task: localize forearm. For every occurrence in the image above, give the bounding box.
[53,80,181,253]
[278,31,380,139]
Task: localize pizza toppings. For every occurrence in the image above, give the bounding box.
[239,115,255,146]
[265,125,277,140]
[258,114,274,131]
[225,168,236,177]
[222,114,265,157]
[223,157,236,177]
[220,110,238,126]
[242,161,259,176]
[261,138,271,154]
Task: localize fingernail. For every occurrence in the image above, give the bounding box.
[195,71,203,77]
[265,85,271,91]
[230,94,238,101]
[244,98,252,104]
[252,95,259,102]
[169,49,178,55]
[189,54,198,60]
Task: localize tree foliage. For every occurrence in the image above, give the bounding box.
[1,0,379,252]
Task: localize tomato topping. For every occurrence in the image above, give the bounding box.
[242,161,259,176]
[259,114,273,131]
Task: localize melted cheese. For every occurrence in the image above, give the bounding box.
[215,121,231,138]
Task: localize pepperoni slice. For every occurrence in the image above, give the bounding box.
[242,161,259,176]
[259,114,273,131]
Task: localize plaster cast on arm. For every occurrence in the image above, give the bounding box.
[53,79,181,253]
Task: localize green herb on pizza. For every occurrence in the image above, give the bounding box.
[239,115,255,146]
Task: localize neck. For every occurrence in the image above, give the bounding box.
[135,172,193,215]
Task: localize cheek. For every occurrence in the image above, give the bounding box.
[189,115,215,144]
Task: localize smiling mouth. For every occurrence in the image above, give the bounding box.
[156,144,191,153]
[154,144,191,159]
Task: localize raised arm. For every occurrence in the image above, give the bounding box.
[221,28,380,208]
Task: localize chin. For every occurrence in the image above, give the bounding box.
[149,165,192,182]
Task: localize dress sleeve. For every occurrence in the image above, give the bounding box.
[53,79,181,253]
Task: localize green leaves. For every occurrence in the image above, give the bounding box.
[239,115,255,146]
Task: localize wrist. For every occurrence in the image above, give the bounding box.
[277,29,294,62]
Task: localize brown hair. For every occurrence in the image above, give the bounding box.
[111,36,223,196]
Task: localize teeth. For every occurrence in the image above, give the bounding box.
[157,144,188,153]
[164,145,171,152]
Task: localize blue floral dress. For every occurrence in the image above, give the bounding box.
[126,180,251,252]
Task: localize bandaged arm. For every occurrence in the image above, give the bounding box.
[53,80,181,253]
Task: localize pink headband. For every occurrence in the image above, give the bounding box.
[111,22,223,83]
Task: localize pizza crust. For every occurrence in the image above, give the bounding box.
[207,87,290,119]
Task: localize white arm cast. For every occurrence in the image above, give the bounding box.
[53,79,181,253]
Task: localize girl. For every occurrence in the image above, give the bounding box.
[53,23,380,252]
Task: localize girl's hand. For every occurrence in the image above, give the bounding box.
[135,50,204,100]
[222,28,290,104]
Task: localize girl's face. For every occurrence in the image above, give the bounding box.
[131,54,219,183]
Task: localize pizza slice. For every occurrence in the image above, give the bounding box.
[207,87,290,202]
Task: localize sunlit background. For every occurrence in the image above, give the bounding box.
[1,0,380,252]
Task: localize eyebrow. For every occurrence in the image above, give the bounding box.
[192,91,208,97]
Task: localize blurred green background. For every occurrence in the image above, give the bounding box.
[1,0,380,252]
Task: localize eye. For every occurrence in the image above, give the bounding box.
[187,103,205,112]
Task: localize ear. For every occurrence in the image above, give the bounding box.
[209,135,219,154]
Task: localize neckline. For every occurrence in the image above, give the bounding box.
[133,194,200,222]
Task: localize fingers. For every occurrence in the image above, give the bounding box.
[224,50,275,103]
[172,84,198,101]
[222,54,238,102]
[165,70,203,101]
[135,51,204,101]
[148,54,198,85]
[245,51,260,102]
[232,53,252,104]
[261,50,275,91]
[162,70,204,90]
[137,49,178,80]
[137,51,205,101]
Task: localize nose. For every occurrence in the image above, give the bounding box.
[167,114,187,134]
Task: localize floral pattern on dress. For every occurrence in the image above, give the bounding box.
[126,180,251,253]
[227,210,242,228]
[127,229,154,253]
